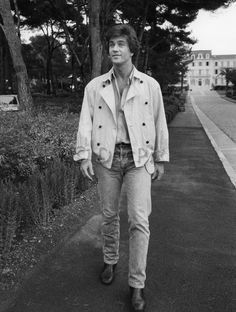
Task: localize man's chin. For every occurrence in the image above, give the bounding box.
[112,60,123,65]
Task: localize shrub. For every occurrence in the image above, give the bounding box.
[0,111,79,182]
[0,159,88,273]
[163,93,186,123]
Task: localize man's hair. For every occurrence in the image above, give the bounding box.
[105,24,140,56]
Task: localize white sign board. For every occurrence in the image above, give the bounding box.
[0,95,19,111]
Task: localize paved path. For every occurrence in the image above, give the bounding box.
[2,96,236,312]
[190,90,236,143]
[189,90,236,187]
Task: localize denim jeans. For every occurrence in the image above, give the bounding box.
[95,143,152,288]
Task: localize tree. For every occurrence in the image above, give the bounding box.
[226,69,236,94]
[88,0,103,78]
[22,35,70,94]
[0,0,33,111]
[14,0,236,88]
[220,68,232,92]
[17,0,90,84]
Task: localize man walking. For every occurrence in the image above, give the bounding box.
[74,24,169,311]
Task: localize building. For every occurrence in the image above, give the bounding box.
[187,50,236,90]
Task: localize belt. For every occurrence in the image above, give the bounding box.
[115,142,131,147]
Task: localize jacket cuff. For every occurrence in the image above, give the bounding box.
[73,150,91,161]
[154,151,169,163]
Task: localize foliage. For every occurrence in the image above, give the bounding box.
[226,69,236,88]
[163,93,187,123]
[0,110,79,182]
[0,159,88,273]
[22,35,71,83]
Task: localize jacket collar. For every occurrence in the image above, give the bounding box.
[99,66,142,124]
[102,66,142,85]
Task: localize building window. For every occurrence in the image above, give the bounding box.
[215,78,218,85]
[199,62,202,66]
[206,54,210,59]
[199,69,202,75]
[215,69,218,74]
[192,62,194,66]
[198,80,202,86]
[227,61,230,67]
[215,61,218,66]
[205,79,210,85]
[233,61,236,67]
[206,69,209,75]
[198,53,203,59]
[191,54,195,60]
[221,61,224,66]
[206,61,209,66]
[191,79,195,86]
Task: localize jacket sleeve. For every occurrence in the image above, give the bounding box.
[73,85,94,161]
[153,82,169,162]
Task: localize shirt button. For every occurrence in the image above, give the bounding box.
[142,122,146,126]
[146,140,149,144]
[99,106,102,109]
[102,84,105,88]
[140,80,143,84]
[99,125,102,128]
[97,143,100,146]
[145,101,148,105]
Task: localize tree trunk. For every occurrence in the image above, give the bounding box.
[46,56,51,95]
[0,0,33,112]
[88,0,102,79]
[134,0,150,68]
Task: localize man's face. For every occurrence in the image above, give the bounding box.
[108,36,133,66]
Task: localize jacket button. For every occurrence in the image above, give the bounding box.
[99,125,102,128]
[142,122,146,126]
[97,143,100,146]
[145,101,148,105]
[146,140,149,144]
[140,80,143,84]
[102,84,105,88]
[99,106,102,109]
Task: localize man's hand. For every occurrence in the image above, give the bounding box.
[152,162,165,181]
[80,159,94,180]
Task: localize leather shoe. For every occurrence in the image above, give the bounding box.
[100,263,116,285]
[130,287,146,312]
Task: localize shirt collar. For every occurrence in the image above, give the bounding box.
[102,66,142,85]
[111,66,134,85]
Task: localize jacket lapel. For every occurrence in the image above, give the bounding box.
[99,83,117,123]
[126,82,137,102]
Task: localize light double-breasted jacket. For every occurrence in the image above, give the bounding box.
[74,67,169,173]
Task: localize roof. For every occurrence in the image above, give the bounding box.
[192,50,212,53]
[213,55,236,59]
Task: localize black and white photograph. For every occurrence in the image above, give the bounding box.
[1,1,236,311]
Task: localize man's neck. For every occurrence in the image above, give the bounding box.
[113,62,133,80]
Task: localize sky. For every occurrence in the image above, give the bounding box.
[187,2,236,55]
